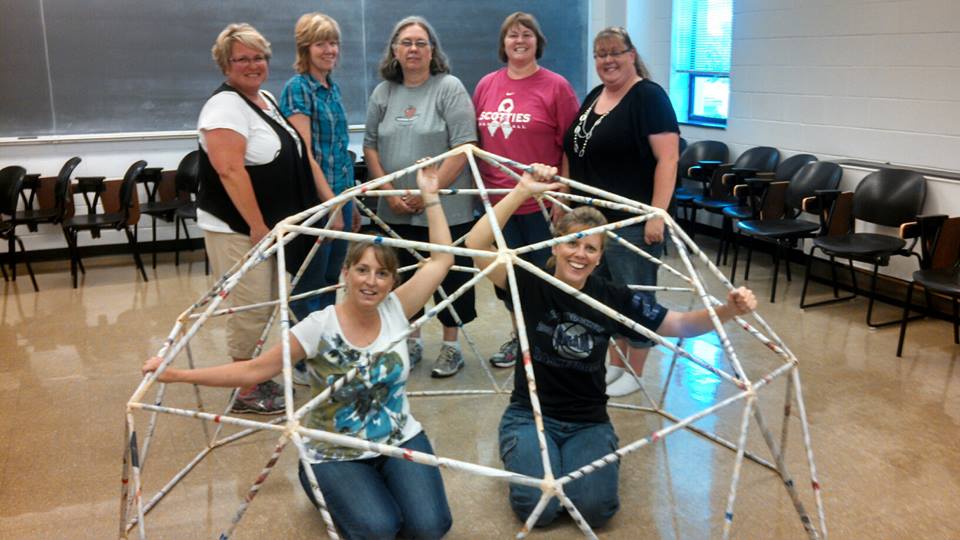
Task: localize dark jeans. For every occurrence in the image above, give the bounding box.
[298,431,452,540]
[390,221,477,327]
[498,403,620,528]
[290,201,353,322]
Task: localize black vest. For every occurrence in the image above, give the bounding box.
[198,83,320,272]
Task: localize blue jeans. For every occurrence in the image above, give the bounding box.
[290,201,353,322]
[298,431,452,540]
[597,223,663,348]
[498,403,620,528]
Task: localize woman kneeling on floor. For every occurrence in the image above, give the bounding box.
[466,164,757,529]
[143,164,454,539]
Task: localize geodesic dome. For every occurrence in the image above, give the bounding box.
[121,145,826,539]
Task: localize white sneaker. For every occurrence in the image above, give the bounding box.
[605,365,625,385]
[606,373,642,397]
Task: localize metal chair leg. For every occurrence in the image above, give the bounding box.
[896,282,915,357]
[729,231,741,284]
[125,226,148,282]
[15,237,38,292]
[174,216,181,266]
[151,215,157,269]
[954,296,959,345]
[770,243,781,303]
[8,234,16,281]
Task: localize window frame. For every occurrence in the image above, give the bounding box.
[685,71,729,127]
[670,0,733,129]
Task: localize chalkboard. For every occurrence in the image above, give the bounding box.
[0,0,587,136]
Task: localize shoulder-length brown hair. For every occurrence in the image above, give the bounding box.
[377,16,451,84]
[292,13,341,74]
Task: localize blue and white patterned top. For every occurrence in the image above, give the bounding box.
[279,73,354,195]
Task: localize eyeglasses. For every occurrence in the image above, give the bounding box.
[395,39,430,49]
[229,55,269,66]
[593,49,631,60]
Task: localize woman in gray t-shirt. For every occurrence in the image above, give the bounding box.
[364,16,478,379]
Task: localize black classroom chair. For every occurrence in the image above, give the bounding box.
[799,168,926,327]
[897,215,960,356]
[690,146,780,264]
[673,140,729,237]
[62,160,149,288]
[733,161,843,302]
[0,166,38,290]
[171,151,208,273]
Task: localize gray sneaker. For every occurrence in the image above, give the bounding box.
[259,379,286,397]
[230,383,286,415]
[408,339,423,366]
[431,345,464,378]
[489,334,518,368]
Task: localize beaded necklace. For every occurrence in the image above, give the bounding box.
[572,94,610,158]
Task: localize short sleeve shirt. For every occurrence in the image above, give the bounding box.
[503,266,668,423]
[563,80,679,223]
[473,67,579,214]
[196,90,299,233]
[279,73,354,195]
[364,74,478,226]
[290,293,422,462]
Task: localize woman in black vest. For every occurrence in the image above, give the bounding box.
[197,23,320,415]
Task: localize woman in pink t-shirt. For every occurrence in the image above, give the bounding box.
[473,11,580,369]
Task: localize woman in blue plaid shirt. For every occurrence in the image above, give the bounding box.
[280,13,360,340]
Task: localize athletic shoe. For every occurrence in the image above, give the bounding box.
[606,373,642,397]
[489,335,518,368]
[431,345,464,378]
[605,366,625,385]
[408,340,423,366]
[259,379,285,397]
[230,383,286,415]
[292,361,310,386]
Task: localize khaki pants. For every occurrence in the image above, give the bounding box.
[204,230,278,359]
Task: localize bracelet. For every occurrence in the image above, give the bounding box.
[423,200,442,209]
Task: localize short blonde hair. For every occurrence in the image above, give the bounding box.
[293,13,341,74]
[211,23,272,74]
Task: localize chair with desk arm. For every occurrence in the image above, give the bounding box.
[61,160,149,288]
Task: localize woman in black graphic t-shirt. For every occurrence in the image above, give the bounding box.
[466,165,756,530]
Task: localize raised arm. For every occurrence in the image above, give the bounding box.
[142,338,306,388]
[657,286,757,338]
[394,162,455,319]
[465,164,562,289]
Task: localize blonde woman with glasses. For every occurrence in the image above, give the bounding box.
[196,23,321,415]
[562,27,681,398]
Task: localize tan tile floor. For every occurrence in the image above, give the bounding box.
[1,242,959,539]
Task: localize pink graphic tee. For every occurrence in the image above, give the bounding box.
[474,67,579,214]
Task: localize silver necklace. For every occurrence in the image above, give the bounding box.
[572,94,610,158]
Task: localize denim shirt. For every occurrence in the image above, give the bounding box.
[280,73,353,194]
